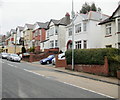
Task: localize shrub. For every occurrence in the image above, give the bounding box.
[65,48,120,76]
[29,47,35,52]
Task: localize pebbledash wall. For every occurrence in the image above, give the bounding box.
[56,56,109,76]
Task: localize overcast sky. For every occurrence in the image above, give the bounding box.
[0,0,120,35]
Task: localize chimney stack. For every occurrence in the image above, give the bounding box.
[65,12,70,25]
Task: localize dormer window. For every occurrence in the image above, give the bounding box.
[106,24,111,35]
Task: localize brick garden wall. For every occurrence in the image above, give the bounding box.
[22,48,59,62]
[65,57,109,76]
[55,54,67,68]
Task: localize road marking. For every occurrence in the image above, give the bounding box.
[23,69,45,77]
[13,65,18,68]
[22,69,115,98]
[59,81,115,99]
[7,63,14,67]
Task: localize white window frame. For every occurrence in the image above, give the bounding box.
[118,19,120,32]
[83,40,87,49]
[83,23,87,31]
[75,24,81,33]
[68,28,72,36]
[75,41,81,49]
[49,27,54,36]
[106,24,111,35]
[55,26,58,35]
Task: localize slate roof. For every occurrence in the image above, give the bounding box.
[51,19,60,25]
[57,17,71,26]
[10,29,16,34]
[79,11,109,21]
[50,17,71,26]
[36,22,49,29]
[25,24,34,30]
[17,26,24,31]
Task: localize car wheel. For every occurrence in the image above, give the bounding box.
[46,61,49,64]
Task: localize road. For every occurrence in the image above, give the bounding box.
[1,59,118,99]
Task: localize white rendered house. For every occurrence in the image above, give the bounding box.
[16,26,24,45]
[99,4,120,49]
[66,11,109,50]
[47,13,71,52]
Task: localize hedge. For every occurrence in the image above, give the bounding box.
[65,48,120,76]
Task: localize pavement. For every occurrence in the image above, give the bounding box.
[31,61,120,86]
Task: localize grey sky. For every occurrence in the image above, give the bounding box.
[0,0,120,35]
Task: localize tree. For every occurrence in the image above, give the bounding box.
[97,7,101,13]
[22,46,26,53]
[80,2,90,14]
[90,3,97,11]
[80,2,101,14]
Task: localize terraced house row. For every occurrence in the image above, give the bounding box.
[2,4,120,53]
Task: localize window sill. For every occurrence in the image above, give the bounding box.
[105,35,112,37]
[117,32,120,34]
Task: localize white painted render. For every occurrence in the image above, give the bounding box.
[100,5,120,49]
[47,21,67,52]
[66,14,104,50]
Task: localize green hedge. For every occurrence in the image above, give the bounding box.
[65,48,120,76]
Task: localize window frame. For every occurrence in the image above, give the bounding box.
[75,41,81,49]
[75,23,81,33]
[106,23,112,35]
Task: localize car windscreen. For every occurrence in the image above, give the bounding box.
[11,54,19,57]
[47,55,54,58]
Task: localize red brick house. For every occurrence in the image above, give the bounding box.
[32,22,49,52]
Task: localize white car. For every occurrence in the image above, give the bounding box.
[52,53,65,65]
[8,54,21,62]
[1,52,8,59]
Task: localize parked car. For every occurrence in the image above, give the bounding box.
[52,53,65,65]
[7,53,11,60]
[1,52,8,59]
[40,55,54,64]
[7,54,21,62]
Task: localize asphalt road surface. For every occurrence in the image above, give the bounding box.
[1,59,115,99]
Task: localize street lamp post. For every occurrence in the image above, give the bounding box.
[72,0,74,70]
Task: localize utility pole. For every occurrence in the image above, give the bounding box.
[72,0,74,70]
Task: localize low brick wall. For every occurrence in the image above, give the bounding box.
[44,48,59,53]
[22,52,53,62]
[55,55,67,68]
[65,57,109,76]
[117,71,120,79]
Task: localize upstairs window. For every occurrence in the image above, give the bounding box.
[47,30,49,38]
[49,27,54,36]
[68,28,72,36]
[118,19,120,32]
[75,24,81,33]
[106,24,111,35]
[83,23,87,31]
[55,27,58,35]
